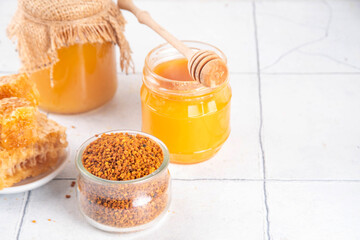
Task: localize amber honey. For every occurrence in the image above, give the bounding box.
[141,41,231,164]
[153,58,193,82]
[29,42,117,114]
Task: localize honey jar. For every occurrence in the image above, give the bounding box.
[29,43,117,114]
[8,0,132,114]
[141,41,231,164]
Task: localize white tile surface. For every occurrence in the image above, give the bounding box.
[121,0,257,73]
[19,180,265,240]
[0,0,257,74]
[0,193,26,240]
[52,73,263,180]
[169,74,263,180]
[0,0,19,72]
[256,0,360,73]
[49,73,143,178]
[266,181,360,240]
[261,75,360,179]
[0,0,360,239]
[262,74,360,180]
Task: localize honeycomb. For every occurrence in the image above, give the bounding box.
[0,74,67,190]
[0,98,39,149]
[0,112,67,189]
[0,73,39,105]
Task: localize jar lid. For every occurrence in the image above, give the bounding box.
[19,0,109,22]
[8,0,132,73]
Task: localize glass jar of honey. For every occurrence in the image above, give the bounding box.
[29,42,117,114]
[8,0,132,114]
[141,41,231,164]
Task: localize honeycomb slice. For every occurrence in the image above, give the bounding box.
[0,73,39,105]
[0,98,39,149]
[0,73,68,190]
[0,148,65,190]
[0,113,67,189]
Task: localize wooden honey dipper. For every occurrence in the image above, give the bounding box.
[118,0,228,88]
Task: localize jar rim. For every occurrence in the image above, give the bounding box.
[143,40,228,96]
[75,130,170,185]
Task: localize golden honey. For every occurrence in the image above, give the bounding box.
[141,41,231,164]
[29,42,117,114]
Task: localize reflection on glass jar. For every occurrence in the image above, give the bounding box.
[141,41,232,164]
[75,130,171,233]
[29,42,117,114]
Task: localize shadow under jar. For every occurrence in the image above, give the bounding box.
[75,130,171,232]
[141,41,232,164]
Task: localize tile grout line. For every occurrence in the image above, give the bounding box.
[53,177,77,180]
[266,179,360,183]
[13,192,28,240]
[173,178,261,181]
[173,178,360,182]
[52,177,360,182]
[252,1,271,240]
[261,72,360,75]
[1,70,360,76]
[15,191,31,240]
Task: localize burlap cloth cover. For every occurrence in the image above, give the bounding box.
[7,0,132,73]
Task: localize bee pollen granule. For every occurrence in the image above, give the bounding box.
[78,132,170,229]
[82,133,163,180]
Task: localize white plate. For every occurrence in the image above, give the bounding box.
[0,149,69,194]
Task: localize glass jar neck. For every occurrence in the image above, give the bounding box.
[142,41,228,97]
